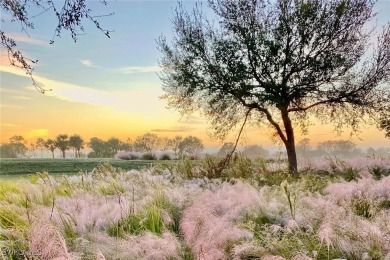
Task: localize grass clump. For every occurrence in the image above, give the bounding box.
[369,166,390,180]
[107,204,164,237]
[59,213,79,248]
[326,157,360,181]
[0,181,20,201]
[107,191,179,238]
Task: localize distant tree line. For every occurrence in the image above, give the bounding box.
[88,134,204,158]
[295,139,390,159]
[216,139,390,160]
[0,133,204,159]
[1,133,388,159]
[0,134,85,158]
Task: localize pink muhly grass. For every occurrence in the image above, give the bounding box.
[90,231,181,259]
[299,157,390,173]
[296,176,390,257]
[29,221,70,260]
[180,181,260,260]
[52,192,132,234]
[260,256,286,260]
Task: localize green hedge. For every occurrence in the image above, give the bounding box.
[0,158,155,175]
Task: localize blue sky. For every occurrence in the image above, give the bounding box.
[1,0,390,148]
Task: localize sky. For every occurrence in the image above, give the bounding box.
[1,0,390,149]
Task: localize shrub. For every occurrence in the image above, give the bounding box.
[142,153,157,160]
[159,153,171,160]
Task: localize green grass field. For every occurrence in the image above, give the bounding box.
[0,158,156,176]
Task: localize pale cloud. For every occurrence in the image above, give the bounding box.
[119,65,162,74]
[6,33,47,46]
[151,127,195,133]
[80,59,99,68]
[0,104,23,109]
[177,116,205,125]
[12,96,31,100]
[1,123,18,127]
[0,64,30,78]
[1,67,167,115]
[0,63,171,118]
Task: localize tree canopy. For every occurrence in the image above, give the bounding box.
[1,0,112,92]
[158,0,390,172]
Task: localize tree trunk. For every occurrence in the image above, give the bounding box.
[285,139,298,172]
[62,150,65,158]
[281,109,298,173]
[51,151,54,158]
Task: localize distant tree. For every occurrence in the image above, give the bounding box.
[317,140,359,157]
[106,137,122,157]
[366,147,376,157]
[217,142,235,157]
[241,145,268,158]
[0,144,16,158]
[133,133,160,152]
[158,0,390,172]
[88,137,105,158]
[375,147,390,157]
[159,137,172,151]
[168,136,183,156]
[1,0,113,92]
[296,138,311,158]
[55,134,69,158]
[69,135,84,158]
[178,136,204,157]
[120,138,133,151]
[35,138,46,158]
[8,135,27,157]
[30,143,36,158]
[45,139,56,158]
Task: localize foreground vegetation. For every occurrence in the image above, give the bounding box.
[0,156,389,259]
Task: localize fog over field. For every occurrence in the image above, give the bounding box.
[1,0,390,259]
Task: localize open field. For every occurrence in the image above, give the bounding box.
[1,156,390,259]
[0,158,157,176]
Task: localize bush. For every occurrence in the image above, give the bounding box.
[142,153,157,160]
[159,153,171,160]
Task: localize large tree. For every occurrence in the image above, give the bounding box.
[158,0,390,172]
[1,0,112,92]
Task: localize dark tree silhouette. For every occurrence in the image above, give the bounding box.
[55,134,69,158]
[45,139,56,158]
[69,134,85,158]
[1,0,113,92]
[158,0,390,172]
[380,119,390,139]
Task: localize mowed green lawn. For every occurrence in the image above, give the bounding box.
[0,158,156,176]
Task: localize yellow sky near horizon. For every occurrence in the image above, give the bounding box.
[1,63,389,149]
